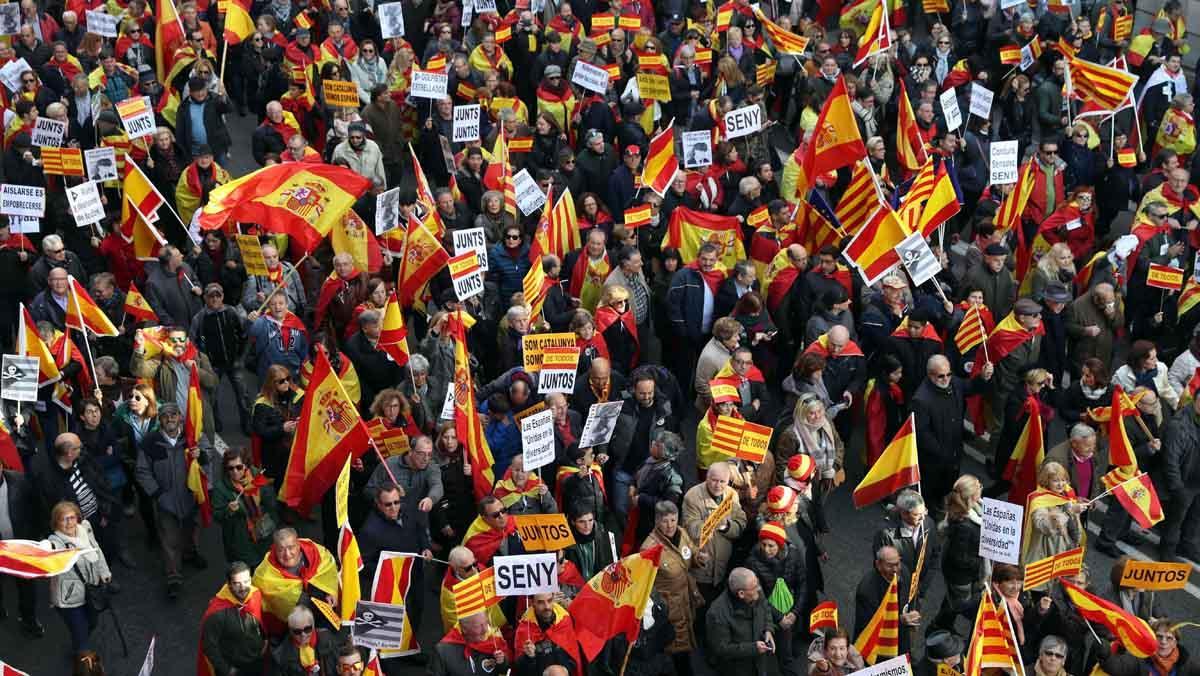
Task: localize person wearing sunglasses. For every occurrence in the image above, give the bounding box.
[461,495,522,567]
[28,233,86,296]
[331,121,386,191]
[357,485,433,643]
[211,447,277,566]
[271,605,339,674]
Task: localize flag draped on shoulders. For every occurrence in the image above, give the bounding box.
[198,584,264,676]
[251,538,339,632]
[971,312,1043,376]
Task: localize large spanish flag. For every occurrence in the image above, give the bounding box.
[853,574,899,664]
[448,311,496,500]
[18,303,61,385]
[121,196,167,261]
[665,207,745,269]
[154,0,185,84]
[641,121,677,197]
[1060,578,1157,658]
[843,203,908,286]
[916,163,960,238]
[252,538,339,632]
[331,210,383,275]
[396,214,450,308]
[0,540,92,578]
[369,553,420,655]
[338,523,362,625]
[279,345,372,515]
[199,163,372,252]
[184,363,212,526]
[569,545,662,660]
[221,0,254,44]
[1111,472,1164,530]
[853,413,919,508]
[67,275,119,337]
[1003,396,1045,506]
[802,76,867,192]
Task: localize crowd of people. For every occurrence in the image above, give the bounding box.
[0,0,1198,673]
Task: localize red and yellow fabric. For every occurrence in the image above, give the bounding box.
[468,44,512,78]
[176,161,232,225]
[197,584,264,676]
[568,545,662,660]
[0,418,23,472]
[438,568,508,631]
[221,0,254,44]
[251,537,339,634]
[183,363,212,526]
[810,601,839,633]
[963,588,1020,676]
[18,303,61,386]
[0,540,91,579]
[120,196,167,262]
[154,0,186,83]
[799,76,867,197]
[493,467,546,509]
[896,81,929,174]
[535,85,577,137]
[642,122,678,197]
[834,160,879,234]
[853,414,919,508]
[954,303,992,354]
[337,523,362,625]
[752,7,808,54]
[995,160,1036,234]
[331,211,383,275]
[970,312,1044,376]
[1068,57,1137,110]
[395,213,450,308]
[915,163,960,237]
[853,574,899,664]
[66,275,118,337]
[843,204,909,286]
[1179,276,1200,316]
[377,292,409,366]
[1060,578,1157,657]
[1152,107,1195,158]
[122,160,167,223]
[278,346,371,515]
[854,0,893,66]
[665,207,745,269]
[40,147,84,176]
[1006,401,1047,509]
[1111,472,1164,530]
[515,604,583,676]
[448,311,496,500]
[368,552,421,655]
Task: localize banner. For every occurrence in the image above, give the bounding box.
[235,234,269,276]
[1022,547,1083,589]
[83,147,117,182]
[514,513,576,551]
[31,118,66,147]
[855,654,912,676]
[979,498,1023,564]
[521,333,576,372]
[494,553,558,596]
[324,80,360,108]
[451,226,488,271]
[512,168,546,216]
[698,495,734,548]
[409,70,448,99]
[1118,560,1192,590]
[989,141,1019,185]
[116,96,156,140]
[66,181,105,226]
[85,10,119,36]
[724,105,763,140]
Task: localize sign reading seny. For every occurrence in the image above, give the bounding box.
[723,105,763,140]
[493,553,558,596]
[989,140,1019,185]
[448,250,484,300]
[979,497,1023,565]
[452,226,489,271]
[514,513,576,551]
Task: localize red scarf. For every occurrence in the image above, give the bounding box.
[514,606,583,676]
[265,264,284,285]
[440,626,512,663]
[197,586,264,676]
[268,310,309,347]
[577,334,609,361]
[568,250,610,298]
[687,260,725,294]
[0,233,34,253]
[593,305,639,367]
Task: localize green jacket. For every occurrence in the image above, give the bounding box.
[211,469,278,566]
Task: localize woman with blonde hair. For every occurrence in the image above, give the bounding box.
[775,394,845,504]
[1023,462,1086,579]
[594,285,639,375]
[714,55,746,100]
[251,364,303,490]
[113,383,159,541]
[47,501,112,656]
[1029,242,1077,302]
[931,474,987,632]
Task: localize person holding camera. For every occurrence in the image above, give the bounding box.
[47,500,112,657]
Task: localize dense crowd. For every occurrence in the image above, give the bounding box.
[0,0,1198,673]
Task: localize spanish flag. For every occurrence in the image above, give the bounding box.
[568,546,662,660]
[331,210,383,274]
[896,81,928,174]
[452,566,500,618]
[369,553,421,655]
[0,540,93,578]
[396,214,450,308]
[843,204,908,286]
[0,417,22,472]
[590,12,615,30]
[641,121,678,197]
[122,160,166,224]
[915,162,960,238]
[522,256,548,320]
[995,160,1036,233]
[802,76,867,192]
[18,303,61,385]
[853,574,899,664]
[624,204,651,229]
[121,196,167,261]
[338,523,362,625]
[183,363,212,526]
[1004,396,1045,506]
[199,163,372,252]
[1104,387,1140,478]
[448,311,496,500]
[66,275,119,337]
[998,44,1022,65]
[1146,263,1185,290]
[155,0,185,83]
[854,0,893,67]
[378,292,409,367]
[1060,578,1157,658]
[665,207,745,269]
[220,0,254,44]
[971,312,1043,377]
[853,413,920,508]
[1111,472,1164,530]
[279,345,372,515]
[252,538,339,633]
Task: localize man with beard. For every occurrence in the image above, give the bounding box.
[199,562,267,676]
[174,145,230,225]
[514,592,582,676]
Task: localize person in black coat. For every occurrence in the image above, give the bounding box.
[714,261,758,319]
[1038,283,1072,386]
[175,77,233,163]
[32,433,124,565]
[0,466,45,636]
[883,308,946,400]
[855,546,918,656]
[930,475,986,634]
[343,312,405,417]
[546,392,583,482]
[356,484,431,636]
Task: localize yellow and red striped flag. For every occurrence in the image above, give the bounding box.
[1117,147,1138,167]
[854,0,893,67]
[0,539,92,578]
[1060,578,1157,658]
[755,61,777,86]
[641,121,678,197]
[753,8,809,54]
[449,311,496,500]
[897,159,936,230]
[1180,276,1200,316]
[896,81,928,174]
[338,522,362,625]
[220,0,254,43]
[452,566,499,618]
[66,275,118,336]
[916,162,960,238]
[995,160,1036,233]
[18,303,61,385]
[1113,14,1133,41]
[369,553,421,655]
[954,304,987,354]
[835,160,879,234]
[184,363,211,527]
[590,12,615,30]
[1147,263,1185,290]
[964,587,1021,676]
[123,282,157,323]
[1022,547,1083,590]
[546,188,579,257]
[665,207,745,269]
[508,136,534,153]
[1056,37,1078,60]
[999,44,1022,65]
[843,204,909,286]
[40,147,84,176]
[154,0,185,83]
[853,574,899,663]
[522,257,548,320]
[810,600,839,632]
[1069,57,1138,110]
[624,204,651,229]
[710,415,772,463]
[853,414,919,508]
[378,292,409,367]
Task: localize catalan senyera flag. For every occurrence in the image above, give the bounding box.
[1022,547,1084,590]
[19,303,61,385]
[396,214,450,308]
[452,566,499,618]
[795,191,849,253]
[853,574,899,664]
[1068,57,1138,111]
[199,163,372,252]
[121,196,167,261]
[1003,396,1045,506]
[378,292,410,367]
[40,147,84,176]
[955,304,987,354]
[66,274,118,337]
[843,204,909,286]
[964,587,1021,676]
[123,283,157,322]
[995,160,1036,233]
[756,61,777,86]
[155,0,185,83]
[1179,276,1200,316]
[279,345,372,515]
[547,188,580,258]
[1111,473,1164,529]
[642,121,678,197]
[0,539,92,578]
[338,523,362,625]
[836,160,880,234]
[665,207,745,269]
[753,7,809,54]
[221,0,254,43]
[369,552,420,655]
[853,413,920,508]
[624,204,652,229]
[123,148,167,224]
[522,257,548,320]
[896,81,928,174]
[569,545,662,660]
[710,415,772,463]
[1060,578,1157,658]
[897,159,936,230]
[916,163,960,238]
[1146,263,1185,290]
[802,76,867,193]
[854,0,893,67]
[810,600,839,632]
[448,311,496,501]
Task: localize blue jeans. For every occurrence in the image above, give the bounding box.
[57,605,92,653]
[611,469,634,519]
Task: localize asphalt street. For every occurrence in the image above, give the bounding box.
[0,111,1197,676]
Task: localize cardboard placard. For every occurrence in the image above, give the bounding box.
[635,72,670,102]
[856,654,913,676]
[452,104,481,143]
[0,5,20,35]
[0,184,46,218]
[350,599,407,649]
[324,79,360,108]
[578,401,624,448]
[940,88,961,132]
[1119,560,1192,590]
[66,181,105,226]
[571,60,610,94]
[235,235,269,276]
[520,408,555,472]
[895,231,942,287]
[84,147,118,182]
[521,333,576,372]
[512,168,546,216]
[1,354,39,402]
[493,553,558,596]
[970,83,994,119]
[410,70,448,100]
[682,130,713,168]
[116,96,156,140]
[31,118,66,148]
[698,494,734,549]
[979,497,1023,564]
[989,140,1019,185]
[85,10,119,37]
[377,2,406,38]
[514,513,576,551]
[513,401,547,429]
[724,105,763,140]
[0,58,30,92]
[452,226,488,271]
[448,250,484,300]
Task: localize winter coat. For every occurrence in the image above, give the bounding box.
[136,429,211,519]
[246,314,308,379]
[143,260,204,327]
[130,349,218,442]
[681,484,746,586]
[604,393,677,475]
[47,521,110,608]
[705,585,779,675]
[211,469,278,566]
[189,304,248,370]
[251,391,303,488]
[486,242,532,302]
[31,453,118,521]
[1162,406,1200,498]
[643,528,703,654]
[1064,290,1124,372]
[745,542,807,617]
[911,376,989,465]
[270,629,339,676]
[940,512,985,588]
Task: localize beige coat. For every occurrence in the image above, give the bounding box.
[642,528,703,654]
[681,484,746,586]
[1023,502,1082,588]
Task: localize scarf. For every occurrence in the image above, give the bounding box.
[266,264,284,285]
[999,590,1026,645]
[267,310,308,348]
[54,528,101,564]
[235,471,271,539]
[590,379,610,403]
[493,468,545,508]
[687,260,725,294]
[1151,646,1180,676]
[296,627,319,672]
[794,416,836,470]
[441,626,511,664]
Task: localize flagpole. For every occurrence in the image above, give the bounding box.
[254,253,311,315]
[67,279,100,399]
[999,591,1028,676]
[618,639,635,676]
[1083,616,1106,646]
[219,40,230,85]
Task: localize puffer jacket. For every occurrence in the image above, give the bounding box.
[744,541,807,617]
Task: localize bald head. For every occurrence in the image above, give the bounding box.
[787,244,809,268]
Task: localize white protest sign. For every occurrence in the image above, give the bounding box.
[9,215,38,233]
[84,147,118,182]
[350,599,407,650]
[895,231,942,287]
[31,118,66,148]
[0,58,31,92]
[970,83,994,120]
[940,88,961,132]
[377,3,406,38]
[440,384,456,420]
[452,226,489,271]
[537,347,579,394]
[493,553,558,596]
[452,104,481,143]
[116,96,156,140]
[0,184,45,218]
[1,354,39,402]
[520,408,555,472]
[578,401,624,448]
[980,497,1023,565]
[512,168,546,216]
[854,654,912,676]
[460,2,472,25]
[1000,0,1023,7]
[1019,44,1035,71]
[474,0,497,13]
[723,105,762,140]
[682,130,713,168]
[571,60,610,94]
[989,140,1019,185]
[410,70,448,100]
[375,187,400,235]
[448,250,484,300]
[86,10,119,37]
[66,181,105,226]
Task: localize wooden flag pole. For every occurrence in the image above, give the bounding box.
[253,253,310,315]
[219,40,230,84]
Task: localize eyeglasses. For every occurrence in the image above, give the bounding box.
[291,626,314,636]
[937,40,950,45]
[226,464,246,472]
[380,500,401,507]
[46,247,65,254]
[362,48,374,53]
[563,158,576,164]
[168,336,188,344]
[485,508,507,518]
[1042,652,1066,660]
[1042,149,1059,155]
[337,663,363,674]
[252,37,263,42]
[505,234,521,240]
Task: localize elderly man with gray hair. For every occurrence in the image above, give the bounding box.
[312,251,369,342]
[1047,423,1109,512]
[683,462,746,609]
[241,243,307,315]
[705,567,778,673]
[873,490,941,606]
[343,308,404,415]
[29,233,87,294]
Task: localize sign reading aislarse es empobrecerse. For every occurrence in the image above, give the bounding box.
[0,184,45,218]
